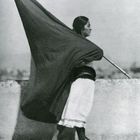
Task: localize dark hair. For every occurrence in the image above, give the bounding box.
[72,16,89,35]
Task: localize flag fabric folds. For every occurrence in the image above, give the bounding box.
[15,0,103,123]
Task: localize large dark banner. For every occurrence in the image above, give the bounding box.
[15,0,103,123]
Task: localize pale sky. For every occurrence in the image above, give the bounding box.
[0,0,140,70]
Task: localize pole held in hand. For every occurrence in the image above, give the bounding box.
[103,56,131,79]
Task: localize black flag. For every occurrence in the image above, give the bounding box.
[15,0,103,123]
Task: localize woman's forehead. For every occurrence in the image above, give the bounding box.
[85,21,91,27]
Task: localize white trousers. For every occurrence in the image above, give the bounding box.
[58,78,95,128]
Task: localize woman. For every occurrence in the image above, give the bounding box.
[57,16,97,140]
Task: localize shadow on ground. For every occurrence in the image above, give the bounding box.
[12,110,57,140]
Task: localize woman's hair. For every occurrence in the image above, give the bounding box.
[72,16,89,35]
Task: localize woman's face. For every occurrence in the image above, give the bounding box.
[81,21,92,37]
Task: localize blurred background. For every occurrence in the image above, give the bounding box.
[0,0,140,80]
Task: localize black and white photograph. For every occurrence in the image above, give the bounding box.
[0,0,140,139]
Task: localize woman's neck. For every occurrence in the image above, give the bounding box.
[81,32,86,38]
